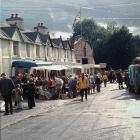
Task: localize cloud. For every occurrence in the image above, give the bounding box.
[50,31,72,40]
[98,22,140,35]
[128,26,140,35]
[98,22,107,28]
[48,8,55,20]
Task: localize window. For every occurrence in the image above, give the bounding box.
[36,45,40,57]
[67,51,68,58]
[65,50,67,58]
[26,44,30,57]
[76,60,80,63]
[71,51,72,59]
[84,47,86,57]
[47,47,49,57]
[13,41,19,56]
[58,48,60,58]
[82,58,88,64]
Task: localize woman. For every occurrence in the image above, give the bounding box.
[26,79,36,109]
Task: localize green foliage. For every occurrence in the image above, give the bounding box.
[71,18,139,70]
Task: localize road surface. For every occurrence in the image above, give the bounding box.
[1,83,140,140]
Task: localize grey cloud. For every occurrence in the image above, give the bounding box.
[1,0,140,34]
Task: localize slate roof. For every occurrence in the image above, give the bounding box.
[0,26,16,38]
[20,32,33,44]
[23,32,50,45]
[39,33,48,45]
[62,40,70,50]
[23,32,38,42]
[51,38,62,48]
[0,29,10,40]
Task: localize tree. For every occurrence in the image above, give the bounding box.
[71,19,137,70]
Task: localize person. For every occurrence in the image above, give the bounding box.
[102,73,108,87]
[12,75,22,107]
[50,77,57,99]
[0,73,15,115]
[70,77,78,98]
[116,71,124,89]
[124,72,129,89]
[56,77,63,99]
[26,79,36,109]
[79,73,89,101]
[15,84,23,109]
[95,75,101,92]
[89,75,95,94]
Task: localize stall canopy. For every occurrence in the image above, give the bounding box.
[12,60,53,68]
[32,65,69,71]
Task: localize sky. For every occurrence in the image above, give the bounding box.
[1,0,140,39]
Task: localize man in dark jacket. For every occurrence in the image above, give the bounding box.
[0,73,15,115]
[116,71,124,89]
[95,75,101,92]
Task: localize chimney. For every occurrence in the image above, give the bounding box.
[34,23,48,34]
[47,32,51,38]
[11,14,14,18]
[15,14,18,18]
[6,14,24,29]
[38,23,40,27]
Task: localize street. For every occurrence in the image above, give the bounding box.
[1,83,140,140]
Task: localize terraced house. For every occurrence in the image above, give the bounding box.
[0,14,76,77]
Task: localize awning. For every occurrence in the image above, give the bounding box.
[12,60,53,68]
[32,65,69,71]
[72,65,82,69]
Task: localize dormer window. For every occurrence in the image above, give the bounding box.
[13,41,19,56]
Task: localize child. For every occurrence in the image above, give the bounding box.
[15,84,23,109]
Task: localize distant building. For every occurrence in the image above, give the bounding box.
[74,38,95,64]
[73,38,95,74]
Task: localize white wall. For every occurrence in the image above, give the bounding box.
[0,40,2,74]
[0,39,12,77]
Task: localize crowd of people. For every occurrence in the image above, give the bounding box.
[0,69,129,115]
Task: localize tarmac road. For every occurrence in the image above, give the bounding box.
[1,83,140,140]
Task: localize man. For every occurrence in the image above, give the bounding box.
[116,71,124,89]
[0,73,15,115]
[70,77,78,98]
[95,75,101,92]
[102,72,108,87]
[79,73,89,101]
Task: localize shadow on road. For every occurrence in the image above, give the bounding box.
[111,90,140,101]
[65,99,82,105]
[110,88,121,91]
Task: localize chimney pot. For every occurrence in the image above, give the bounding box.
[11,14,14,18]
[15,14,18,18]
[47,32,50,38]
[38,23,40,26]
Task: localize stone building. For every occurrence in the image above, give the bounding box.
[73,38,95,74]
[0,14,76,77]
